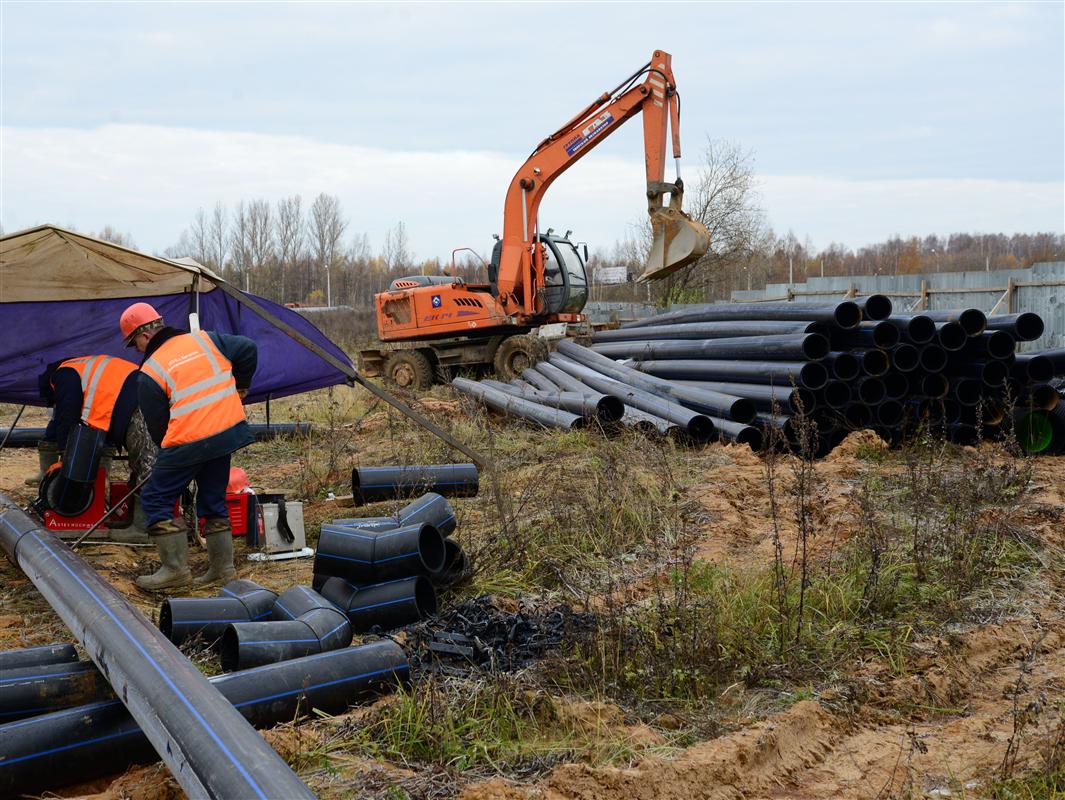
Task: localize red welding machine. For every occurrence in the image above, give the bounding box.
[37,467,133,534]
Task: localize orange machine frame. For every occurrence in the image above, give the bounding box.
[376,49,685,341]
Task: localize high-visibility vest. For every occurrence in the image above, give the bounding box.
[55,355,138,433]
[140,332,246,448]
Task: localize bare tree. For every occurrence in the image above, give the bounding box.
[382,221,412,274]
[310,193,347,306]
[246,199,274,295]
[209,202,228,272]
[189,208,211,266]
[667,138,766,301]
[95,226,137,249]
[275,195,304,303]
[229,201,252,291]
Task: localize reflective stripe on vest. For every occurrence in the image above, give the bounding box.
[141,332,246,448]
[55,355,138,431]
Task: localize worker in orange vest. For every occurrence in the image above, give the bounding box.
[37,354,157,541]
[120,302,258,590]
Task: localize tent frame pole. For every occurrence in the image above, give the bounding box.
[208,280,490,468]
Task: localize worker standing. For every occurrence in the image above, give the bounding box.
[36,355,157,541]
[120,302,258,590]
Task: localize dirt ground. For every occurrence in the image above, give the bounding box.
[1,399,1062,800]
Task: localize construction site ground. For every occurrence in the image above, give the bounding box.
[1,385,1062,800]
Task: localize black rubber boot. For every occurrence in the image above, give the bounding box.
[136,521,192,590]
[193,519,236,586]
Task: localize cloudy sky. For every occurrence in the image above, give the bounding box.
[2,2,1062,261]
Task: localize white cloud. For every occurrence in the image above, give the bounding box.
[2,125,1061,260]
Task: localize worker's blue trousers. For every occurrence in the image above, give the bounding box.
[140,453,231,527]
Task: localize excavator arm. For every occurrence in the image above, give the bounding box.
[495,49,709,318]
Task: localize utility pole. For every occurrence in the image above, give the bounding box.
[789,255,793,286]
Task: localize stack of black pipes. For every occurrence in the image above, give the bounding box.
[451,295,1064,457]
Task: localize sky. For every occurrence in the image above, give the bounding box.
[1,2,1063,263]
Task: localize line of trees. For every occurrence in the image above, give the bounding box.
[155,144,1063,309]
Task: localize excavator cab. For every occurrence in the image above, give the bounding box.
[539,234,589,315]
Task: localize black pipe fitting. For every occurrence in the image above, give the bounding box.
[332,492,458,538]
[160,579,278,648]
[319,575,437,632]
[315,522,447,585]
[220,585,353,672]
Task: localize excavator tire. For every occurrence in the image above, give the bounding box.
[492,335,548,380]
[384,350,435,391]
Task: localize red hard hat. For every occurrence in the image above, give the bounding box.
[119,302,162,346]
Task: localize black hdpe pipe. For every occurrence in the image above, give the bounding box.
[0,494,314,800]
[556,340,755,423]
[852,295,894,321]
[618,300,863,330]
[855,377,886,405]
[0,641,408,797]
[825,352,860,381]
[332,492,457,537]
[160,579,278,648]
[319,575,437,633]
[857,349,890,377]
[0,660,113,722]
[630,358,829,391]
[922,309,987,336]
[452,377,586,431]
[953,379,983,407]
[876,401,905,427]
[592,320,828,343]
[935,321,968,352]
[965,330,1016,360]
[220,585,352,672]
[482,379,625,423]
[882,372,909,401]
[882,315,937,345]
[519,368,559,392]
[675,381,816,415]
[915,372,950,400]
[548,352,718,440]
[590,333,830,362]
[531,361,590,393]
[315,522,447,585]
[844,404,874,428]
[830,321,900,350]
[707,417,765,451]
[820,380,852,409]
[892,343,920,373]
[1012,355,1054,384]
[1038,348,1065,376]
[432,538,473,588]
[919,344,948,373]
[985,313,1045,342]
[1047,402,1065,455]
[352,463,479,505]
[0,643,78,671]
[1025,384,1061,412]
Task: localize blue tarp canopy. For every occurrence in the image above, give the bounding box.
[0,225,354,406]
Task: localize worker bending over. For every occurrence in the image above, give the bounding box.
[37,354,157,540]
[120,302,257,590]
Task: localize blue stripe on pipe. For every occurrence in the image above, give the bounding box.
[349,595,415,613]
[316,550,419,564]
[219,586,273,600]
[1,658,411,766]
[19,529,270,800]
[172,618,246,626]
[273,599,295,620]
[375,552,419,563]
[320,620,349,639]
[241,638,320,645]
[0,727,141,766]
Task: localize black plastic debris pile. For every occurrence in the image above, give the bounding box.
[406,596,597,677]
[451,298,1065,457]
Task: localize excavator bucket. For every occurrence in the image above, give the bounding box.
[637,206,710,283]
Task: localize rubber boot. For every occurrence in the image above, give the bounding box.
[136,522,192,591]
[193,519,235,586]
[109,495,150,544]
[25,441,60,486]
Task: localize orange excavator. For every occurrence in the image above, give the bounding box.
[359,49,709,390]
